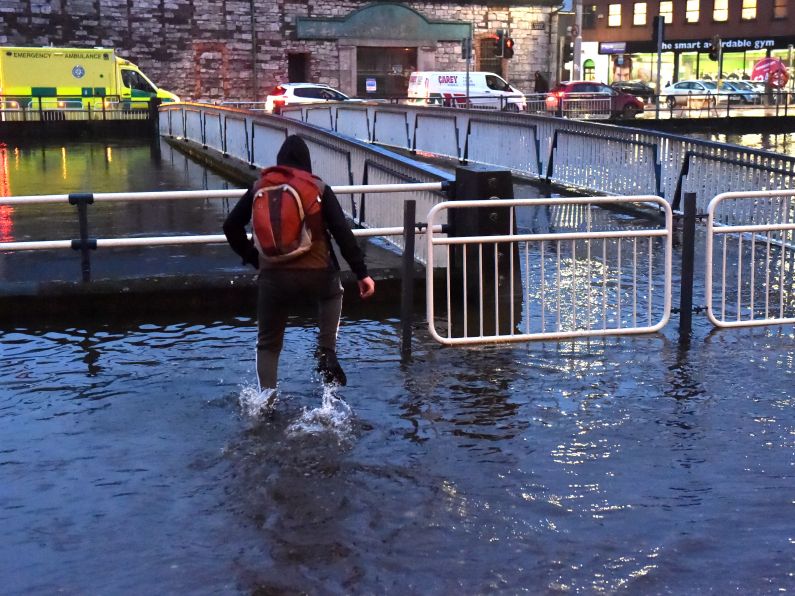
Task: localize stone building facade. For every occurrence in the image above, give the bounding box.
[0,1,561,101]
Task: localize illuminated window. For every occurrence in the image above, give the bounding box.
[685,0,699,23]
[741,0,757,20]
[713,0,728,21]
[774,0,787,18]
[659,1,673,24]
[633,2,647,25]
[608,4,622,27]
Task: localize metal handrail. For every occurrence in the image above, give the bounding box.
[0,182,446,206]
[0,225,446,252]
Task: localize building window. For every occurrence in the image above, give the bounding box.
[713,0,728,21]
[741,0,757,20]
[633,2,647,25]
[659,1,673,23]
[608,4,622,27]
[583,4,597,28]
[685,0,699,23]
[774,0,787,19]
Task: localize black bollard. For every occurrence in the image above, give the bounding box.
[678,191,697,343]
[68,193,97,283]
[400,199,416,358]
[448,165,521,338]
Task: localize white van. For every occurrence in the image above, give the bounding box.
[407,71,526,111]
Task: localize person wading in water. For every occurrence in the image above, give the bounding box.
[223,135,375,409]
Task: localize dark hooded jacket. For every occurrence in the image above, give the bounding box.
[223,135,368,279]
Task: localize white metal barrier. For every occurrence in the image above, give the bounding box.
[425,196,673,345]
[705,190,795,328]
[0,183,445,253]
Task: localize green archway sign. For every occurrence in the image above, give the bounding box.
[296,2,471,42]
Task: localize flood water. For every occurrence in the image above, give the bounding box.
[2,138,795,594]
[694,132,795,158]
[2,311,794,594]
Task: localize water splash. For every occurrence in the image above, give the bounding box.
[286,384,353,439]
[238,384,278,418]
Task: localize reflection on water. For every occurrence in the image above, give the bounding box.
[699,132,795,157]
[1,313,794,593]
[0,139,241,283]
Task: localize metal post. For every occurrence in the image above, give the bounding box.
[68,193,96,282]
[400,199,417,357]
[654,16,664,119]
[678,191,696,342]
[573,0,582,80]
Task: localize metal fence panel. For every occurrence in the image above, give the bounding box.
[413,113,460,159]
[225,116,250,163]
[372,109,411,150]
[426,196,672,345]
[335,107,370,141]
[251,122,288,168]
[204,112,224,153]
[466,120,540,177]
[706,190,795,328]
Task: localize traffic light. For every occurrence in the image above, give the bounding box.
[504,37,515,59]
[563,42,573,63]
[708,36,720,61]
[495,29,506,58]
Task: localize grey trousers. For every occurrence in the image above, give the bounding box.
[255,268,344,390]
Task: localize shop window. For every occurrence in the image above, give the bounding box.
[774,0,787,19]
[685,0,699,23]
[741,0,756,20]
[583,5,597,29]
[608,3,622,27]
[659,1,673,24]
[633,2,647,25]
[713,0,728,22]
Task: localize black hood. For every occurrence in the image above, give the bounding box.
[276,135,312,173]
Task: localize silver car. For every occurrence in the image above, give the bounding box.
[661,80,728,108]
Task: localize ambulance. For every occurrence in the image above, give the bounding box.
[407,71,526,111]
[0,46,179,110]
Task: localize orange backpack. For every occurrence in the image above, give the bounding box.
[251,166,324,263]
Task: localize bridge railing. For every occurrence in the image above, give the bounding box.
[271,101,795,213]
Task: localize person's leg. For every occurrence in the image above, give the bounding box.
[256,272,289,391]
[317,272,343,351]
[315,271,346,385]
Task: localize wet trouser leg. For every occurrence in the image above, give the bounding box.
[255,269,343,389]
[317,278,343,351]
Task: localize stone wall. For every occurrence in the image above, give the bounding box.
[0,1,559,101]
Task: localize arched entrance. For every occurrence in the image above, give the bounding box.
[296,3,471,97]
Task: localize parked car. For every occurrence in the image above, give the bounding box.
[718,80,760,104]
[610,80,655,104]
[545,81,644,119]
[264,83,362,114]
[660,80,728,108]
